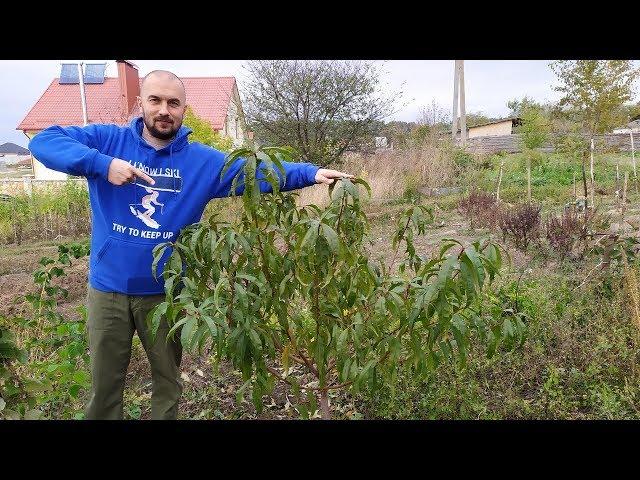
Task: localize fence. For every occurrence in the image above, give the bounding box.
[457,132,640,155]
[0,176,87,196]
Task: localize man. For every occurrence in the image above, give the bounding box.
[28,70,352,420]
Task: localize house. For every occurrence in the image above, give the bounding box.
[466,117,522,138]
[17,60,248,180]
[0,142,31,166]
[16,157,34,170]
[451,117,522,140]
[613,115,640,134]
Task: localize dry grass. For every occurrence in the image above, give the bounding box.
[622,255,640,334]
[297,140,463,207]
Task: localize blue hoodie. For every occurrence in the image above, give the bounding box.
[28,117,320,295]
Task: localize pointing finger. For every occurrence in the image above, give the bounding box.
[133,168,155,185]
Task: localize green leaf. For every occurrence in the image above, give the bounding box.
[24,409,42,420]
[147,302,168,343]
[2,409,20,420]
[180,317,199,349]
[69,384,82,399]
[299,222,319,251]
[464,245,485,286]
[151,243,169,279]
[321,224,339,253]
[248,329,262,352]
[351,177,372,198]
[235,378,252,404]
[167,317,189,341]
[72,370,90,385]
[23,379,51,394]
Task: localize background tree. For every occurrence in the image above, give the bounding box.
[183,106,234,152]
[242,60,403,166]
[380,120,417,150]
[464,112,496,128]
[550,60,639,205]
[418,99,450,131]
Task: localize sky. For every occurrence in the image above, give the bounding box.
[0,59,608,148]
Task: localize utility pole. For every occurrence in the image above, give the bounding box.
[459,61,467,146]
[452,60,467,146]
[452,61,460,141]
[77,62,88,126]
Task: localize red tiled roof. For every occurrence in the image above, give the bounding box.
[17,77,237,131]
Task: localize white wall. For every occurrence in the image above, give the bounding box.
[225,84,246,146]
[0,153,30,165]
[468,121,513,139]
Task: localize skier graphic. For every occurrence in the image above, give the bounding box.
[129,186,164,229]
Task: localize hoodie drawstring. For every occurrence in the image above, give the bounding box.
[170,143,176,197]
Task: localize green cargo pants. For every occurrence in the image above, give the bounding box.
[85,286,183,420]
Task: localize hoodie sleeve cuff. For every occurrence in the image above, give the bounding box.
[304,164,321,186]
[91,152,114,180]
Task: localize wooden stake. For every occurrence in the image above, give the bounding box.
[616,162,621,205]
[527,156,532,203]
[622,172,629,221]
[631,131,637,194]
[497,160,504,202]
[631,130,637,179]
[573,173,577,201]
[590,138,595,207]
[582,154,589,208]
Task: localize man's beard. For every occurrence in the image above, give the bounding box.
[143,114,180,140]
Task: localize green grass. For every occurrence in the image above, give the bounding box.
[466,151,636,204]
[357,265,640,419]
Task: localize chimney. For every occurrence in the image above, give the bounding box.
[117,60,140,119]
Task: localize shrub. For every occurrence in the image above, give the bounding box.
[458,190,500,229]
[499,203,542,251]
[545,208,584,261]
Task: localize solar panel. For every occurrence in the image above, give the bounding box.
[84,63,106,84]
[59,63,79,84]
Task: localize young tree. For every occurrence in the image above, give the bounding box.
[512,97,551,201]
[149,146,518,419]
[550,60,639,206]
[241,61,403,166]
[183,106,234,152]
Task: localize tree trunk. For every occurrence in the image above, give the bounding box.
[319,390,331,420]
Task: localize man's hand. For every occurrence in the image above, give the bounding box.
[107,158,155,186]
[315,168,354,185]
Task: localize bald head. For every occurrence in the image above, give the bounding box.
[141,70,186,101]
[137,70,188,141]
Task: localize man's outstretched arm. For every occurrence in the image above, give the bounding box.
[29,125,154,186]
[212,154,353,198]
[314,168,354,185]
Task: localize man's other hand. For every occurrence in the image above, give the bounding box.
[108,158,155,186]
[314,168,354,185]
